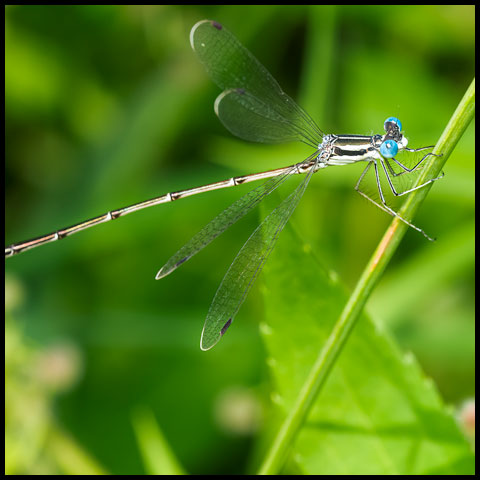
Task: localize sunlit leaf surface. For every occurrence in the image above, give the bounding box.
[261,220,474,475]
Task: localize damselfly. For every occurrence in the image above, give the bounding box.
[5,20,442,350]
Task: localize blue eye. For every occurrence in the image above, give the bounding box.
[384,117,402,132]
[380,139,398,158]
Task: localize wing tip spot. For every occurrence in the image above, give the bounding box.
[221,318,233,336]
[175,257,188,268]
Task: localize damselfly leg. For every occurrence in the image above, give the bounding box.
[355,148,443,241]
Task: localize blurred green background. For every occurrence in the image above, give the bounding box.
[5,5,474,475]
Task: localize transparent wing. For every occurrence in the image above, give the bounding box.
[156,153,319,279]
[214,88,319,146]
[190,19,323,148]
[200,160,318,350]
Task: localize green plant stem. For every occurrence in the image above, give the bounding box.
[258,78,475,475]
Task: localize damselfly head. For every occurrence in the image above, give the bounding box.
[384,116,402,134]
[383,117,405,148]
[379,132,408,158]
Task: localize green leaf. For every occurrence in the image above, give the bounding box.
[260,221,474,475]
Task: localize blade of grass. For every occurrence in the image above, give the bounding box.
[258,77,475,475]
[131,407,186,475]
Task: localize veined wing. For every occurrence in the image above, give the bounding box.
[200,159,318,350]
[156,153,319,280]
[190,20,323,148]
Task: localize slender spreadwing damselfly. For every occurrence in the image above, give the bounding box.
[5,20,443,350]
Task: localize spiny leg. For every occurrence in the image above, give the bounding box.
[355,162,397,217]
[355,161,435,241]
[380,156,444,197]
[404,145,435,153]
[384,151,442,178]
